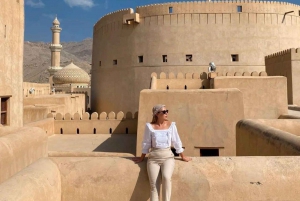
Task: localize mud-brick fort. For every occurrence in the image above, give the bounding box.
[92,1,300,113]
[3,0,300,201]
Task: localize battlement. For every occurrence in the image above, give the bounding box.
[47,112,138,134]
[47,111,138,121]
[265,48,300,61]
[136,1,299,8]
[152,71,267,79]
[136,0,300,18]
[94,8,133,28]
[94,1,300,31]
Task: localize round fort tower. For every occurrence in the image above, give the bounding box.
[91,1,300,113]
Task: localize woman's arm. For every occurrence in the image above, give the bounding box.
[132,124,151,163]
[172,123,191,162]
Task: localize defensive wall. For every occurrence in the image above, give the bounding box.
[0,0,24,126]
[212,76,288,119]
[92,1,300,113]
[265,48,300,105]
[2,126,300,201]
[47,111,137,134]
[237,119,300,156]
[23,82,50,97]
[150,70,267,90]
[23,94,86,124]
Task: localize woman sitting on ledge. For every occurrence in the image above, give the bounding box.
[133,104,191,201]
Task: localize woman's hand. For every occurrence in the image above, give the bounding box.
[181,156,192,162]
[132,154,146,163]
[179,153,192,162]
[132,157,144,163]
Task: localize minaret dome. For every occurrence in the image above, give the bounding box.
[53,17,60,26]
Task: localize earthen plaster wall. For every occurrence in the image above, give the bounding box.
[92,1,300,113]
[236,119,300,156]
[23,94,86,117]
[0,0,24,126]
[0,126,48,184]
[255,119,300,136]
[23,82,50,97]
[25,118,55,136]
[212,76,288,119]
[151,70,268,90]
[51,112,137,134]
[50,156,300,201]
[0,158,61,201]
[136,89,244,156]
[23,105,63,124]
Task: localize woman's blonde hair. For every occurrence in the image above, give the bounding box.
[151,104,165,124]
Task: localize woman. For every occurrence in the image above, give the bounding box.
[133,104,191,201]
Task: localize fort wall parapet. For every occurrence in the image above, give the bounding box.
[94,1,300,32]
[265,47,300,105]
[23,82,51,97]
[47,112,138,134]
[152,71,267,79]
[150,71,267,89]
[237,119,300,155]
[265,48,300,63]
[94,8,133,32]
[136,1,300,17]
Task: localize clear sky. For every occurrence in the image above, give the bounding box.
[25,0,300,42]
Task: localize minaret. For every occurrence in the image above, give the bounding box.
[48,17,63,77]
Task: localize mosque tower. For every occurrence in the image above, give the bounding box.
[48,17,63,77]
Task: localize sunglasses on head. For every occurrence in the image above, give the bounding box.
[158,110,169,114]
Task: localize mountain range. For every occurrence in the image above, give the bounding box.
[23,38,92,83]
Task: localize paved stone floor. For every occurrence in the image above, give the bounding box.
[48,134,136,156]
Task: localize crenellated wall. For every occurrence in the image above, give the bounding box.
[136,1,300,16]
[92,1,300,112]
[151,71,267,89]
[265,48,300,105]
[48,111,137,134]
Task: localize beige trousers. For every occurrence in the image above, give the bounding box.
[147,148,175,201]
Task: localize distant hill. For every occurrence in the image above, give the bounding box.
[23,38,92,83]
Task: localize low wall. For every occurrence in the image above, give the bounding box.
[236,119,300,156]
[51,112,137,134]
[23,82,50,97]
[25,118,55,136]
[137,89,244,156]
[23,105,52,124]
[212,76,288,119]
[0,127,23,137]
[0,127,48,184]
[24,94,86,115]
[0,158,61,201]
[254,119,300,136]
[151,71,267,90]
[50,156,300,201]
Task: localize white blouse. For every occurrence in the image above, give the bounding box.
[142,122,184,154]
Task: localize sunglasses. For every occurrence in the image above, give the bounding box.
[158,110,169,114]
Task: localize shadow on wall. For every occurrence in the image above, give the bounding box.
[92,133,136,154]
[129,160,150,201]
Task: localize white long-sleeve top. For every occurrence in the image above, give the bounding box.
[142,122,184,154]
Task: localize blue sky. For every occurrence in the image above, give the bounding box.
[25,0,300,42]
